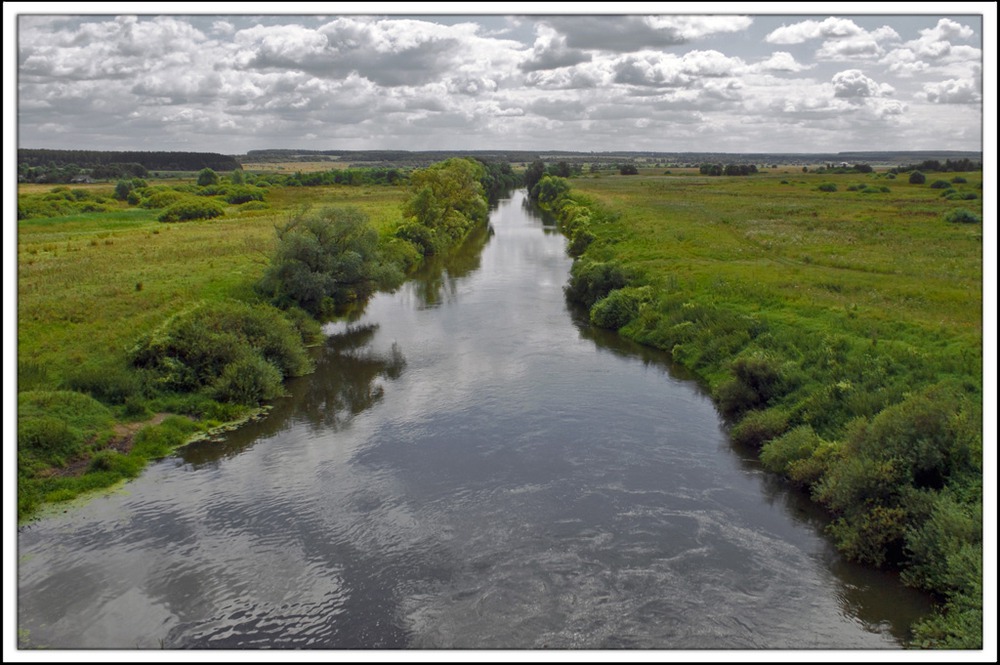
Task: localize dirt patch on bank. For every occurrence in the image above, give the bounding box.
[46,413,176,478]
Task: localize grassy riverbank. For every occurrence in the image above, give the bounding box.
[16,159,507,520]
[537,168,985,648]
[16,178,412,518]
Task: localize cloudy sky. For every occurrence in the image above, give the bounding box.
[9,4,992,155]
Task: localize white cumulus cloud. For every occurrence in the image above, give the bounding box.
[831,69,894,98]
[922,78,981,103]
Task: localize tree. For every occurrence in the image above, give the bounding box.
[909,171,926,185]
[524,159,546,195]
[197,168,219,187]
[619,164,639,175]
[257,207,403,318]
[403,158,487,234]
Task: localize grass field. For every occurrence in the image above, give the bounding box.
[570,170,983,384]
[17,183,408,385]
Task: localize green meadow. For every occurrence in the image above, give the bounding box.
[18,183,408,385]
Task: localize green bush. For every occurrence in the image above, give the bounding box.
[567,226,595,258]
[140,188,186,209]
[589,287,648,330]
[730,408,789,448]
[817,183,837,192]
[909,171,926,184]
[950,176,967,184]
[565,260,634,308]
[760,424,823,476]
[130,301,314,398]
[158,197,225,223]
[531,175,571,204]
[258,207,404,318]
[945,208,980,224]
[814,383,981,566]
[225,186,266,204]
[715,353,786,419]
[196,168,219,187]
[929,179,952,189]
[212,355,285,405]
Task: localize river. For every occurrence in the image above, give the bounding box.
[17,189,932,650]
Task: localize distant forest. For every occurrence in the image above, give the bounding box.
[245,148,983,168]
[18,147,982,184]
[18,149,241,183]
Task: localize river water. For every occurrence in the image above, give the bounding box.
[17,190,932,650]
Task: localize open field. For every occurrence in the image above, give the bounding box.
[570,169,983,383]
[17,182,408,393]
[240,160,355,173]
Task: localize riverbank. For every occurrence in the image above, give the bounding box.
[533,169,984,648]
[16,159,506,521]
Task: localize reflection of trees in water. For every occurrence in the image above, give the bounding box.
[522,195,561,235]
[179,324,406,467]
[296,324,406,433]
[751,466,933,643]
[570,302,704,387]
[411,223,493,309]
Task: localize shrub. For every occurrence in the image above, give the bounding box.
[196,168,219,187]
[130,301,314,398]
[814,383,981,566]
[565,260,634,309]
[140,189,186,209]
[950,176,967,184]
[909,171,926,184]
[760,424,823,476]
[715,353,786,419]
[567,226,596,258]
[945,208,980,224]
[225,186,266,205]
[158,197,225,222]
[929,179,951,189]
[114,180,134,200]
[817,183,837,192]
[590,287,648,330]
[212,355,285,405]
[531,175,571,204]
[730,408,789,448]
[258,207,404,317]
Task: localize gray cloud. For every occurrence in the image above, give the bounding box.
[519,25,591,72]
[14,13,983,153]
[540,15,751,52]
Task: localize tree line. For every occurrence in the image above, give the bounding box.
[18,149,241,175]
